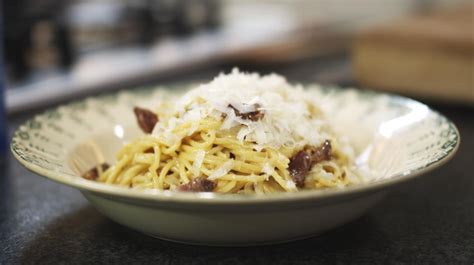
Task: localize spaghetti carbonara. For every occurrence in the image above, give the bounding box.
[83,69,362,194]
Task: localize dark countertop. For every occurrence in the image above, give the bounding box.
[1,59,473,265]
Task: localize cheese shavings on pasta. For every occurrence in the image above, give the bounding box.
[88,69,363,194]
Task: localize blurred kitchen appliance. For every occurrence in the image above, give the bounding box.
[5,0,73,82]
[4,0,219,81]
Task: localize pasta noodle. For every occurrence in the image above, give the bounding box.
[88,69,362,194]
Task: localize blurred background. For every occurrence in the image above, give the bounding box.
[2,0,473,114]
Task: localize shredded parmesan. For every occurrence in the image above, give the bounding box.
[208,160,234,180]
[153,68,330,150]
[192,150,206,177]
[261,163,273,177]
[286,180,297,190]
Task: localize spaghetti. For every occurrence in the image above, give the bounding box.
[87,69,363,193]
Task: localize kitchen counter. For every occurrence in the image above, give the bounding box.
[1,59,473,264]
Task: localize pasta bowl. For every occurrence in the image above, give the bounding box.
[11,84,459,245]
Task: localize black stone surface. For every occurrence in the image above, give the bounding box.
[1,59,473,265]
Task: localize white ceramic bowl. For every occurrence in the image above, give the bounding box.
[11,84,459,246]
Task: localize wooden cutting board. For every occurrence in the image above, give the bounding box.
[353,5,474,104]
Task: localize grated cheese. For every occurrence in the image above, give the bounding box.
[208,160,234,180]
[286,180,297,190]
[261,163,273,178]
[192,150,206,177]
[153,68,331,150]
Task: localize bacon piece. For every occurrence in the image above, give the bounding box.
[133,107,158,133]
[228,104,264,121]
[306,140,332,164]
[177,177,216,192]
[288,140,332,188]
[288,151,312,188]
[82,163,110,180]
